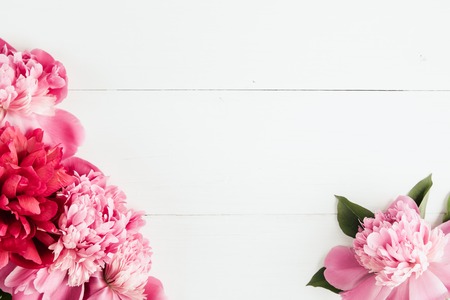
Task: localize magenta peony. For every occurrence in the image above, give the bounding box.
[324,195,450,299]
[0,124,73,270]
[0,39,83,157]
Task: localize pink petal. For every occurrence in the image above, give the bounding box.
[35,109,84,158]
[437,221,450,235]
[341,275,392,300]
[44,280,84,300]
[0,39,15,52]
[4,266,37,288]
[428,263,450,290]
[389,195,419,213]
[84,273,120,300]
[409,270,448,300]
[0,263,16,293]
[324,246,369,290]
[17,195,41,215]
[63,156,101,175]
[8,291,42,300]
[0,250,9,269]
[34,268,66,294]
[145,276,167,300]
[386,280,409,300]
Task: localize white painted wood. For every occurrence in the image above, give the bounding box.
[2,1,450,89]
[145,214,351,300]
[60,91,450,217]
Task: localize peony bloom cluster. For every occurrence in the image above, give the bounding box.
[324,196,450,299]
[0,39,165,300]
[0,38,83,158]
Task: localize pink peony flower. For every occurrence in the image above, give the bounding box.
[0,124,73,269]
[84,234,166,300]
[49,169,138,286]
[0,263,84,299]
[324,195,450,299]
[0,38,83,158]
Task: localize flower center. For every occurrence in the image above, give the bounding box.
[354,212,448,287]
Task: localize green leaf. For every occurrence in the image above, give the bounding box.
[306,267,342,294]
[443,194,450,223]
[336,195,374,237]
[407,174,432,218]
[0,289,11,300]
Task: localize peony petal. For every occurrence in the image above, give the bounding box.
[2,175,21,198]
[0,262,16,293]
[341,275,392,300]
[324,246,369,291]
[0,249,9,269]
[408,269,448,300]
[0,38,16,52]
[35,109,84,158]
[437,221,450,235]
[389,195,419,213]
[34,268,66,295]
[4,266,38,288]
[386,280,409,300]
[8,291,42,300]
[428,263,450,290]
[63,156,101,176]
[17,195,41,215]
[144,276,167,300]
[84,273,120,300]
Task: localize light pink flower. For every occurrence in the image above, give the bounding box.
[0,263,84,300]
[49,170,134,286]
[0,38,83,157]
[324,195,450,299]
[0,124,73,269]
[84,234,166,300]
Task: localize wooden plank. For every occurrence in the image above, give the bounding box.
[60,91,450,216]
[144,214,350,300]
[3,1,450,89]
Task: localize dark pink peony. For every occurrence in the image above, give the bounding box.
[0,124,73,269]
[0,38,83,158]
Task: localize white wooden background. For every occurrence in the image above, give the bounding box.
[4,1,450,299]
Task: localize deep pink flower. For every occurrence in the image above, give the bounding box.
[49,170,136,286]
[0,38,83,157]
[0,124,73,269]
[324,195,450,299]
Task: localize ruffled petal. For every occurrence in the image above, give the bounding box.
[408,270,448,300]
[324,246,368,290]
[35,109,84,158]
[341,275,392,300]
[388,195,419,213]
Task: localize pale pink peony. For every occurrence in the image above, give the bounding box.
[0,38,83,157]
[0,124,73,269]
[324,195,450,299]
[49,170,137,286]
[84,234,166,300]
